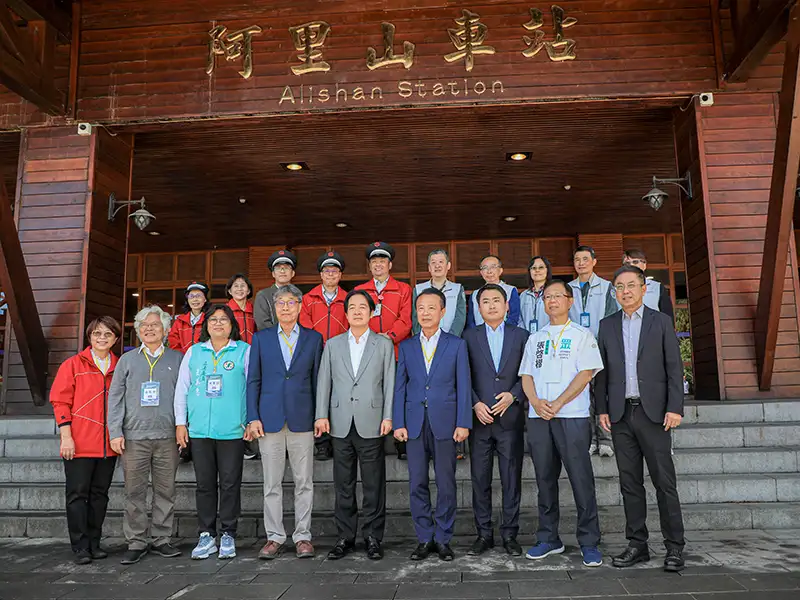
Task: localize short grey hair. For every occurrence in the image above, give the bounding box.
[133,305,172,341]
[428,248,450,263]
[274,284,303,304]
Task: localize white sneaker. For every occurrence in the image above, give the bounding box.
[588,442,598,455]
[191,533,217,560]
[599,444,615,458]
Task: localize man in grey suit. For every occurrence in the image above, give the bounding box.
[315,289,395,560]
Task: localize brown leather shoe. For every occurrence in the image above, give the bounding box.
[258,541,284,560]
[295,540,315,558]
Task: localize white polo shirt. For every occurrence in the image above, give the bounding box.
[518,320,604,419]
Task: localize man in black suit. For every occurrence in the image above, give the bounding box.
[595,265,685,572]
[463,284,529,557]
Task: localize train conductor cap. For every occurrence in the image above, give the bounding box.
[268,249,298,271]
[317,250,345,272]
[366,241,395,261]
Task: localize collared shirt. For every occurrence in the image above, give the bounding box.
[91,350,111,375]
[420,328,442,374]
[374,278,389,293]
[622,305,644,399]
[485,321,505,372]
[190,312,203,326]
[138,344,165,358]
[322,287,339,306]
[348,328,370,376]
[278,323,300,370]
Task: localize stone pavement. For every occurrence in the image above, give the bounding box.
[0,529,798,599]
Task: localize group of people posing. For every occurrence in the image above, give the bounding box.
[49,241,685,574]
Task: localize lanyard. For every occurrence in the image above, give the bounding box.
[421,337,437,366]
[91,351,110,375]
[280,330,297,356]
[143,351,162,382]
[545,320,571,357]
[211,346,230,373]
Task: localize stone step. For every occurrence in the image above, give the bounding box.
[1,446,798,484]
[672,421,800,449]
[2,501,799,538]
[2,472,798,514]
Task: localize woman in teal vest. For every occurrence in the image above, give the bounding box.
[174,303,250,560]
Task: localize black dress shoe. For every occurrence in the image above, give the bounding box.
[664,548,685,572]
[410,541,434,560]
[612,545,651,568]
[89,546,108,560]
[503,537,523,557]
[120,547,148,565]
[73,549,92,565]
[467,536,494,556]
[435,541,455,561]
[327,538,355,560]
[365,536,383,560]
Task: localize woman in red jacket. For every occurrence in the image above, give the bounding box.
[168,281,210,353]
[226,273,256,343]
[50,316,122,565]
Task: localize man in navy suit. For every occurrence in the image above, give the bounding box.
[246,284,323,561]
[462,284,529,557]
[393,288,471,561]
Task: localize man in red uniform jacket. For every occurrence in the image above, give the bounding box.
[356,241,413,458]
[300,250,348,343]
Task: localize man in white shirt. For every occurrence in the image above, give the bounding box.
[519,280,604,568]
[315,290,395,561]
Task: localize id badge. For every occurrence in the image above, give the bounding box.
[374,303,382,317]
[529,319,538,333]
[140,381,160,407]
[206,374,223,398]
[580,312,591,328]
[541,356,562,384]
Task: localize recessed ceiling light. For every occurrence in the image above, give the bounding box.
[503,216,518,222]
[506,152,531,162]
[148,231,161,236]
[131,293,140,297]
[335,222,348,228]
[238,197,247,204]
[281,162,309,171]
[564,184,572,190]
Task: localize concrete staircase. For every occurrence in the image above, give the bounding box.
[0,399,799,539]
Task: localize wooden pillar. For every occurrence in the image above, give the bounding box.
[674,91,800,400]
[755,4,800,390]
[0,126,132,415]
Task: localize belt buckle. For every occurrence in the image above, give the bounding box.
[627,397,641,406]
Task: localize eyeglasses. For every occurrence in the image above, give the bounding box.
[480,264,501,272]
[614,283,644,292]
[544,293,567,301]
[208,317,230,325]
[139,322,162,330]
[275,300,298,308]
[91,331,115,339]
[321,268,340,275]
[187,293,206,300]
[273,265,292,273]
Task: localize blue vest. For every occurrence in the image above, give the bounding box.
[187,340,249,440]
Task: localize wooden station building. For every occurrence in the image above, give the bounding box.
[0,0,799,415]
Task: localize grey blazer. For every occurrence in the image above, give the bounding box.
[315,331,396,439]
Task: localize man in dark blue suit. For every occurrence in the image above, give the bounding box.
[393,288,471,561]
[462,284,529,557]
[246,284,323,561]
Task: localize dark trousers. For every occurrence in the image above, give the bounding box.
[469,423,523,540]
[407,409,458,544]
[332,423,386,541]
[589,383,612,445]
[612,403,685,550]
[191,438,244,537]
[527,417,601,547]
[63,456,117,553]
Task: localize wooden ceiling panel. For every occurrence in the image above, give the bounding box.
[129,101,682,252]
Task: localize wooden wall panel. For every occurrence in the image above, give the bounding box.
[62,0,719,125]
[2,128,92,414]
[673,100,722,399]
[685,92,800,400]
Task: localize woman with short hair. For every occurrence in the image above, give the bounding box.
[50,316,122,564]
[226,273,256,344]
[174,303,250,560]
[168,281,210,353]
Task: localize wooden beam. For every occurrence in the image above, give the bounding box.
[0,177,49,406]
[6,0,70,42]
[0,6,65,114]
[725,0,796,83]
[755,3,800,390]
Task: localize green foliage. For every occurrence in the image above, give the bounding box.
[674,307,690,332]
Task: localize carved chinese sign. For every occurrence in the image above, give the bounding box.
[205,6,578,81]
